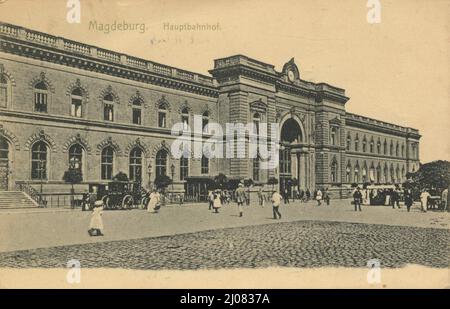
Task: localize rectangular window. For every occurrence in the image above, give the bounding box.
[132,108,142,125]
[34,92,48,112]
[180,158,189,181]
[201,157,209,174]
[71,99,82,117]
[253,158,260,181]
[104,104,114,121]
[158,112,166,128]
[0,87,7,108]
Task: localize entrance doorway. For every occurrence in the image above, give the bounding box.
[0,136,9,191]
[279,117,303,196]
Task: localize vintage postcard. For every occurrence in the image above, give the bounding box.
[0,0,448,291]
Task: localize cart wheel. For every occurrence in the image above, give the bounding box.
[102,195,110,209]
[142,197,149,209]
[122,195,134,209]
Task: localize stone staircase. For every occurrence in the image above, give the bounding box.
[0,191,39,209]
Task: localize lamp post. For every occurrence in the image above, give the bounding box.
[170,163,175,192]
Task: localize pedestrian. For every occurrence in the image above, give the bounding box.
[324,188,330,206]
[420,189,430,212]
[271,190,283,219]
[392,187,401,209]
[88,200,104,236]
[404,188,413,212]
[316,188,323,206]
[441,188,448,211]
[353,187,362,211]
[213,190,222,213]
[147,189,161,213]
[235,183,246,217]
[258,187,264,207]
[208,190,214,210]
[305,188,311,201]
[284,188,290,204]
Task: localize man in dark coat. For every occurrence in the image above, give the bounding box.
[353,187,363,211]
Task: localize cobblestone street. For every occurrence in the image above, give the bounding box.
[0,220,448,269]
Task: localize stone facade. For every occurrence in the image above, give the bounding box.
[0,23,421,196]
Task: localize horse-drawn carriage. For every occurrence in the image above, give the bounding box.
[86,180,149,210]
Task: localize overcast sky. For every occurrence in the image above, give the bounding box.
[1,0,448,163]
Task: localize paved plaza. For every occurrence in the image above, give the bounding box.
[0,199,448,270]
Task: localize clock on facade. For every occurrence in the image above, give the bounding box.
[288,70,295,82]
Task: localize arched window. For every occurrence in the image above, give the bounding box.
[354,164,360,183]
[34,81,48,113]
[181,107,189,130]
[362,165,367,183]
[396,166,400,183]
[101,147,114,180]
[253,154,260,181]
[402,166,406,180]
[129,147,142,182]
[396,142,399,157]
[401,144,405,157]
[383,164,388,183]
[390,165,395,183]
[346,134,351,151]
[411,144,417,159]
[0,136,9,163]
[377,139,381,154]
[70,88,83,118]
[330,127,338,146]
[369,164,375,182]
[346,162,351,183]
[354,135,359,152]
[68,144,83,176]
[180,156,189,180]
[132,98,142,125]
[202,111,209,133]
[156,149,167,177]
[201,155,209,174]
[330,159,338,183]
[370,138,374,153]
[383,140,387,155]
[390,141,394,156]
[158,103,167,128]
[362,136,367,152]
[253,112,261,136]
[0,75,8,108]
[103,93,114,121]
[31,142,47,179]
[376,164,382,184]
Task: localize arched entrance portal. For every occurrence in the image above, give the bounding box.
[0,136,9,191]
[279,118,303,196]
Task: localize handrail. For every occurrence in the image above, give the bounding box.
[15,182,46,207]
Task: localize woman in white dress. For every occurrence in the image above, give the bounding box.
[147,189,161,213]
[89,200,104,236]
[213,190,222,213]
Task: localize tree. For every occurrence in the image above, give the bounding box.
[113,171,129,182]
[62,168,83,208]
[404,160,450,195]
[267,177,278,192]
[214,173,228,190]
[154,174,172,191]
[243,178,254,188]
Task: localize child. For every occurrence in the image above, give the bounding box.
[88,200,104,236]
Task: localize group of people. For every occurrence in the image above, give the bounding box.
[207,183,285,219]
[352,185,449,213]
